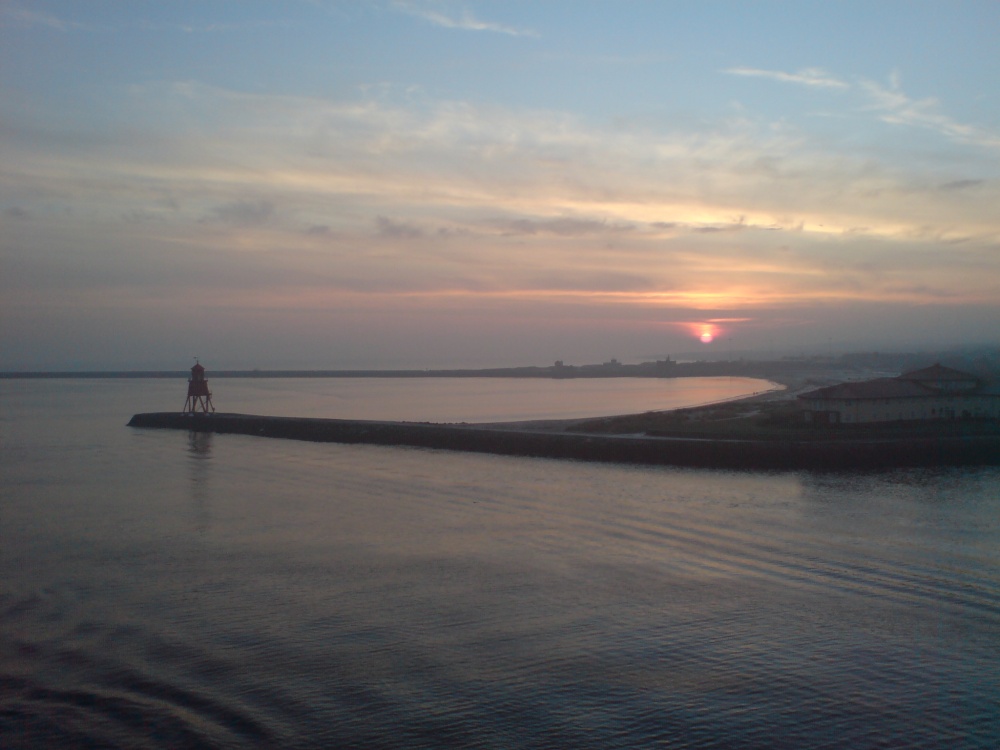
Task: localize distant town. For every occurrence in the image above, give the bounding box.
[5,346,1000,384]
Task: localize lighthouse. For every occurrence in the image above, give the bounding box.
[183,361,216,414]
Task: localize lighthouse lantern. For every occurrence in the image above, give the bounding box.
[183,361,216,414]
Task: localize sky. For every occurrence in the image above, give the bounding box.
[2,1,999,370]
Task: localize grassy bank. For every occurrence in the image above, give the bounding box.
[568,397,1000,442]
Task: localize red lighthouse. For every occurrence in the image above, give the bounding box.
[183,361,216,414]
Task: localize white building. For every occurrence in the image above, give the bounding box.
[798,364,1000,424]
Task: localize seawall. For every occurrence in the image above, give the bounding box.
[128,412,1000,470]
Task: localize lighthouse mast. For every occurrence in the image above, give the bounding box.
[182,360,216,414]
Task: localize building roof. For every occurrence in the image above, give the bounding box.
[799,378,934,401]
[798,363,989,404]
[898,363,979,383]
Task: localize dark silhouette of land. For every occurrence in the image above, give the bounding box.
[128,352,1000,473]
[22,346,997,470]
[128,405,1000,470]
[10,344,1000,381]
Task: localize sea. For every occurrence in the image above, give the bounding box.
[2,376,999,749]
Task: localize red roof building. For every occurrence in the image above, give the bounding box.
[798,365,998,424]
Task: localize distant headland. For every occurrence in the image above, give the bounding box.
[17,347,998,470]
[1,357,818,380]
[10,346,1000,382]
[126,352,1000,471]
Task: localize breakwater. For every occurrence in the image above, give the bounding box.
[128,412,1000,470]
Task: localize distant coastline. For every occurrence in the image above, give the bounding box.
[0,362,753,379]
[8,348,998,384]
[0,357,883,382]
[116,352,1000,470]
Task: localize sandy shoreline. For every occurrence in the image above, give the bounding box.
[474,378,796,432]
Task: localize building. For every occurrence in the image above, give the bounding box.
[798,364,1000,424]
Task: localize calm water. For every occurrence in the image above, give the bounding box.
[111,374,776,423]
[2,378,999,748]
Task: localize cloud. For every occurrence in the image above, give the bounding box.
[136,18,292,34]
[11,80,1000,249]
[493,218,635,237]
[2,4,88,31]
[939,179,984,192]
[392,1,537,37]
[5,80,1000,322]
[860,76,1000,149]
[693,216,754,234]
[726,65,1000,151]
[724,67,849,89]
[376,215,424,238]
[2,3,289,35]
[208,199,276,226]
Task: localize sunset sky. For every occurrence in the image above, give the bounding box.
[2,1,999,370]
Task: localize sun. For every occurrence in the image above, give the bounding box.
[682,321,719,343]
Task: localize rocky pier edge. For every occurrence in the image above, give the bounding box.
[127,412,1000,471]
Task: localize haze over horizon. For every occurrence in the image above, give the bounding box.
[2,1,999,371]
